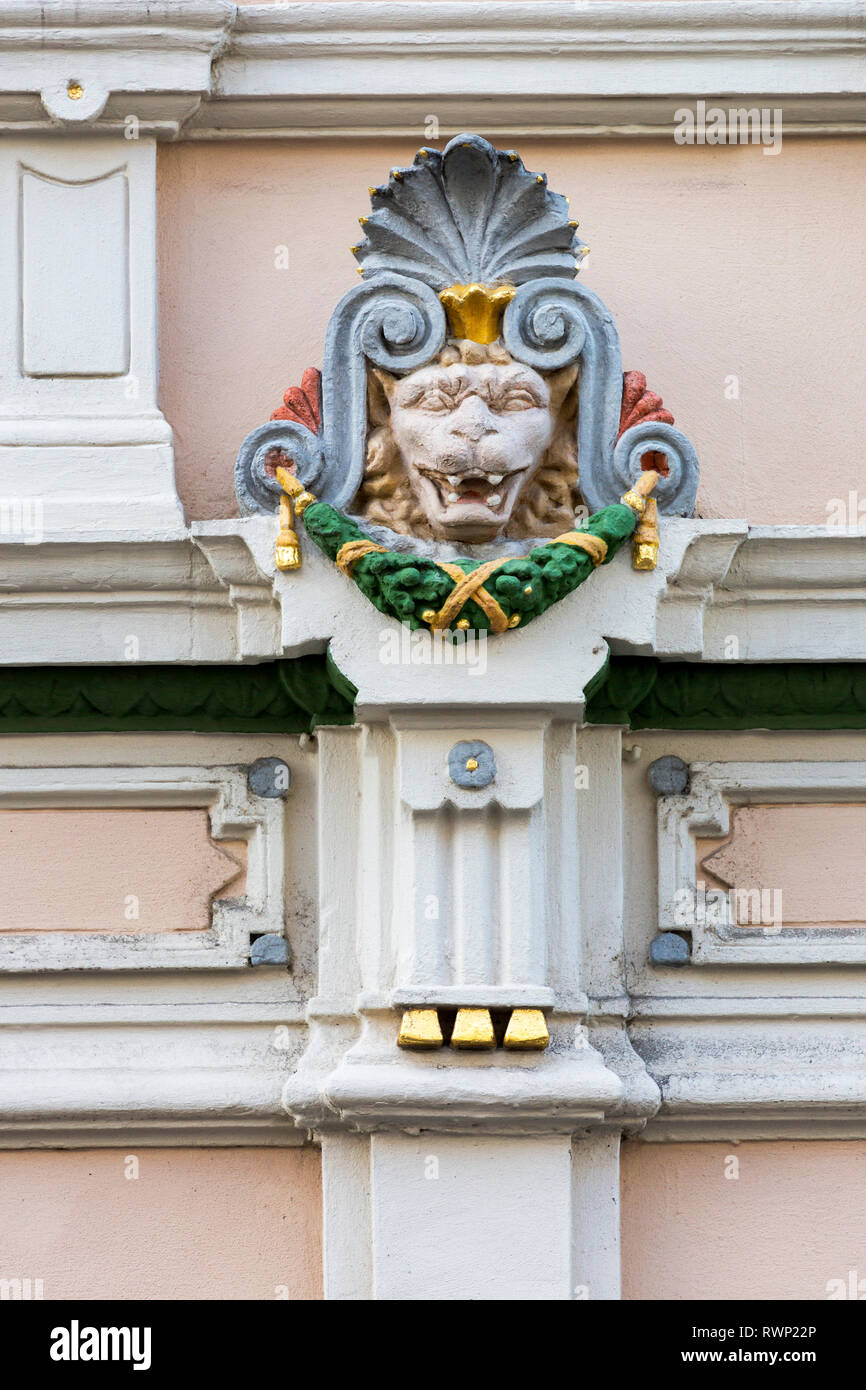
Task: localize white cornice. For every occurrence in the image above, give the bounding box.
[0,1,864,138]
[0,519,863,674]
[0,0,232,133]
[0,1008,308,1148]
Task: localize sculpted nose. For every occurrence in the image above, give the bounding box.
[449,397,497,443]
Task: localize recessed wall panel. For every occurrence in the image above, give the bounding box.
[20,166,129,378]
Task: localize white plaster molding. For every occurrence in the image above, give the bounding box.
[656,759,866,965]
[240,517,866,712]
[666,524,866,663]
[0,764,287,971]
[1,518,864,673]
[0,1019,307,1148]
[0,530,279,664]
[281,718,656,1138]
[0,0,230,137]
[208,515,866,676]
[207,0,866,140]
[632,1014,866,1141]
[0,136,185,533]
[0,2,864,139]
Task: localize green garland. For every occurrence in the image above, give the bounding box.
[296,497,639,633]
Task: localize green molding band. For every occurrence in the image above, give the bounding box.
[585,658,866,730]
[1,656,866,734]
[0,655,356,735]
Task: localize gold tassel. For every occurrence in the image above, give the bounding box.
[620,467,659,516]
[632,496,659,570]
[619,470,660,572]
[275,489,301,571]
[273,465,319,571]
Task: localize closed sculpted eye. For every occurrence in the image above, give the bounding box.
[417,390,455,412]
[400,378,461,412]
[497,388,543,412]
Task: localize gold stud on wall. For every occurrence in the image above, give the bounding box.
[397,1006,550,1051]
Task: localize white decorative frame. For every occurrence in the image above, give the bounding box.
[0,765,286,971]
[657,760,866,966]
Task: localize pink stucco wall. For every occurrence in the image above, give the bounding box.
[697,802,866,928]
[622,1140,866,1300]
[6,1140,865,1299]
[0,1148,323,1300]
[156,137,866,527]
[0,809,245,934]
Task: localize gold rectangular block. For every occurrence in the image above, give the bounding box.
[451,1007,496,1049]
[503,1008,549,1050]
[398,1009,443,1049]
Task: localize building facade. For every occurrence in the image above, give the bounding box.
[1,0,866,1302]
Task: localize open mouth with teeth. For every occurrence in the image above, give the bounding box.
[419,468,527,519]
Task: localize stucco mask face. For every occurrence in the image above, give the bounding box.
[384,359,555,542]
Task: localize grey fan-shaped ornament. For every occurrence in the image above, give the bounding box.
[353,133,587,289]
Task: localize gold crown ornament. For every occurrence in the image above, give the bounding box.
[437,282,516,344]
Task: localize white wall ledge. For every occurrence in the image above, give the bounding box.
[0,1,864,138]
[0,518,860,672]
[1,518,863,674]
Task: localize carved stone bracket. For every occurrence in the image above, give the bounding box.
[281,712,659,1138]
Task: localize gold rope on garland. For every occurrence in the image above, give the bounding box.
[429,558,511,633]
[335,538,387,576]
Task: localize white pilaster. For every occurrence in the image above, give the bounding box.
[321,1135,373,1301]
[370,1134,573,1301]
[0,135,183,534]
[571,1132,622,1300]
[283,701,657,1299]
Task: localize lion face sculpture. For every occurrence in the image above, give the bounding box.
[356,340,580,545]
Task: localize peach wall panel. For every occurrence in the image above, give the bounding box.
[622,1140,866,1300]
[0,1148,322,1301]
[697,803,866,928]
[0,809,245,934]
